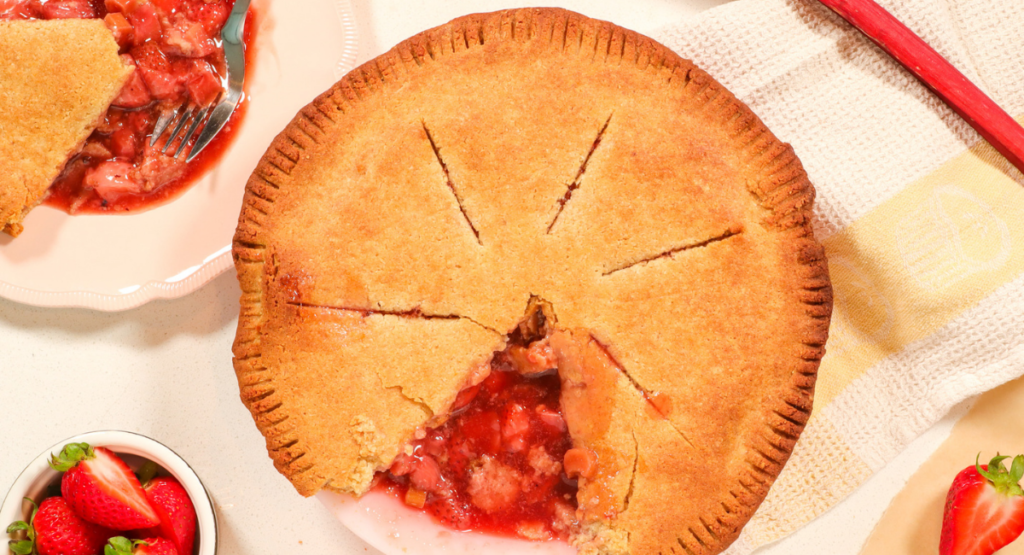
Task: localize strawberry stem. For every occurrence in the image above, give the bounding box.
[976,453,1024,497]
[105,536,149,555]
[105,536,134,555]
[6,498,38,555]
[48,442,94,472]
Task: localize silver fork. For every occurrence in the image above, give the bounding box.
[149,0,251,162]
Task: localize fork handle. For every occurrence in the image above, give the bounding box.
[817,0,1024,174]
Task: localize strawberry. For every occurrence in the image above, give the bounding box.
[135,477,196,555]
[104,536,178,555]
[940,453,1024,555]
[6,496,112,555]
[49,443,160,530]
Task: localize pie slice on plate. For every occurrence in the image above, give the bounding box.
[232,8,832,555]
[0,19,132,236]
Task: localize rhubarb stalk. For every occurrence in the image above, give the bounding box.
[817,0,1024,174]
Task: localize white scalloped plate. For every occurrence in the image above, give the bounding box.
[0,0,358,311]
[319,490,577,555]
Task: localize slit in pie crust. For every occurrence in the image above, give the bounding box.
[232,8,833,555]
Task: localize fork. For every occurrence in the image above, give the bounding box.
[150,0,252,163]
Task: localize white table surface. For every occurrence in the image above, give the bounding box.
[0,1,970,554]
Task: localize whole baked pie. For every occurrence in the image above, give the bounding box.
[232,8,832,555]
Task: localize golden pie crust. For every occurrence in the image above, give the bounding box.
[0,19,131,237]
[232,8,832,555]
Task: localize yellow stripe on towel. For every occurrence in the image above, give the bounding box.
[815,137,1024,412]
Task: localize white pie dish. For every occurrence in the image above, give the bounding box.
[0,430,216,555]
[319,489,576,555]
[0,0,358,311]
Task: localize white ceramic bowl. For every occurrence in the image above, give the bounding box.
[0,431,216,555]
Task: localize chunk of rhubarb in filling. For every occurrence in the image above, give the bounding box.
[377,339,579,541]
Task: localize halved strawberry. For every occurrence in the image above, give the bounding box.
[6,496,112,555]
[106,536,179,555]
[135,477,196,555]
[940,453,1024,555]
[49,443,160,530]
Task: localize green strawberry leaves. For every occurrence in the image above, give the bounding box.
[6,498,38,555]
[105,536,135,555]
[6,521,31,534]
[975,453,1024,497]
[48,442,94,472]
[105,536,150,555]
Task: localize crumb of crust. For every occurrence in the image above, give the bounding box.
[466,455,523,514]
[572,522,630,555]
[347,415,387,493]
[346,460,376,495]
[2,222,24,237]
[351,415,385,458]
[527,445,562,476]
[517,521,553,541]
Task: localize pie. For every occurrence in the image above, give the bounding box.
[0,18,131,237]
[231,8,832,555]
[1,0,246,235]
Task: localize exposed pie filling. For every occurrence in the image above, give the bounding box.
[377,310,582,541]
[1,0,253,213]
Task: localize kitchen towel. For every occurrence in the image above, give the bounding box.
[651,0,1024,552]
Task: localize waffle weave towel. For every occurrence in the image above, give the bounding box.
[651,0,1024,551]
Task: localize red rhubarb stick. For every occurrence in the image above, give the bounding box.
[817,0,1024,174]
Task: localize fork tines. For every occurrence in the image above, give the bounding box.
[150,101,217,159]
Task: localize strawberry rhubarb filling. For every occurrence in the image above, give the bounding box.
[1,0,253,213]
[373,301,681,544]
[377,312,589,541]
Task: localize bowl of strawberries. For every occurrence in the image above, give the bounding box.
[1,431,215,555]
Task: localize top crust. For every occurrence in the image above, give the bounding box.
[0,19,131,237]
[232,8,832,555]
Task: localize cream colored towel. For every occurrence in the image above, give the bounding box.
[651,0,1024,552]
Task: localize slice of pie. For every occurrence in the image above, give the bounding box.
[0,19,132,236]
[232,8,832,555]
